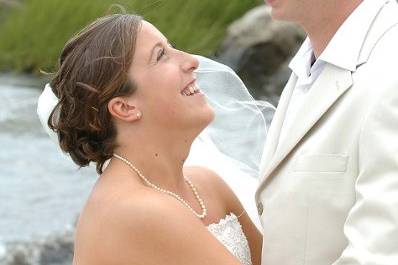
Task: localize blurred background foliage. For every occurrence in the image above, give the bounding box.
[0,0,262,73]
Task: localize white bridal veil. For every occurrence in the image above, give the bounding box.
[37,55,275,229]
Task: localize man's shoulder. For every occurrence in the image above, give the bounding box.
[361,0,398,63]
[360,22,398,81]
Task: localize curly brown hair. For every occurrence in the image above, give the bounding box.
[48,14,143,174]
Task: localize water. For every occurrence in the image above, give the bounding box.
[0,76,96,245]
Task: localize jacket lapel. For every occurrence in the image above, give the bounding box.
[259,74,297,176]
[258,65,353,186]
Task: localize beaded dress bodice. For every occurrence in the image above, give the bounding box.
[206,213,252,265]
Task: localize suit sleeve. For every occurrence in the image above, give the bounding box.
[332,29,398,265]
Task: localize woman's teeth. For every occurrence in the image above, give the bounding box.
[182,84,200,96]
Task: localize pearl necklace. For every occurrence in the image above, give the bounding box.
[113,153,207,219]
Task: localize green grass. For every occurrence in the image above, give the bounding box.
[0,0,262,73]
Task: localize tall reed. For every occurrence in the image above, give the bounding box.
[0,0,261,72]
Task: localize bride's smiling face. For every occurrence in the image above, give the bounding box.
[126,21,214,132]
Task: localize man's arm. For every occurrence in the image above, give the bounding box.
[332,30,398,264]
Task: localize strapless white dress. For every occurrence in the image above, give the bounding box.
[206,213,252,265]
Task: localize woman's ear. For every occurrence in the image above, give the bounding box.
[108,97,142,122]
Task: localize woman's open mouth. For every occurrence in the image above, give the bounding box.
[181,82,202,96]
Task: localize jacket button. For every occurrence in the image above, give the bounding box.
[257,202,264,216]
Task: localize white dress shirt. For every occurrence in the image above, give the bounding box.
[278,39,326,147]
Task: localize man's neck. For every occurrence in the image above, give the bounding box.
[301,0,363,58]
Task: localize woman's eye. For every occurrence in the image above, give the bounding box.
[157,48,165,61]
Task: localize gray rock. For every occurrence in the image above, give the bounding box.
[0,1,22,22]
[216,5,306,104]
[0,232,74,265]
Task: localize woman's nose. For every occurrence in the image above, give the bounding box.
[181,52,199,72]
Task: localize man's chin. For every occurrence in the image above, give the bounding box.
[269,9,285,20]
[269,9,294,22]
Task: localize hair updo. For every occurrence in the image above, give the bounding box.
[48,14,143,174]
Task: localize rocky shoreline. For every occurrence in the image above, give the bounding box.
[0,232,73,265]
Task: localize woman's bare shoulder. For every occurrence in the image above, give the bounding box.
[74,188,241,265]
[183,166,224,189]
[74,190,188,262]
[183,166,238,211]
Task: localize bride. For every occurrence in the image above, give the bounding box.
[37,13,274,265]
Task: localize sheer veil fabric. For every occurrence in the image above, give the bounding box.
[37,55,275,229]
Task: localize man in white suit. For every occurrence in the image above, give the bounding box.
[256,0,398,264]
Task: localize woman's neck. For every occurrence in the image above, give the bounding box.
[111,128,196,193]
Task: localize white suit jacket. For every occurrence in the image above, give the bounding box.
[255,0,398,264]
